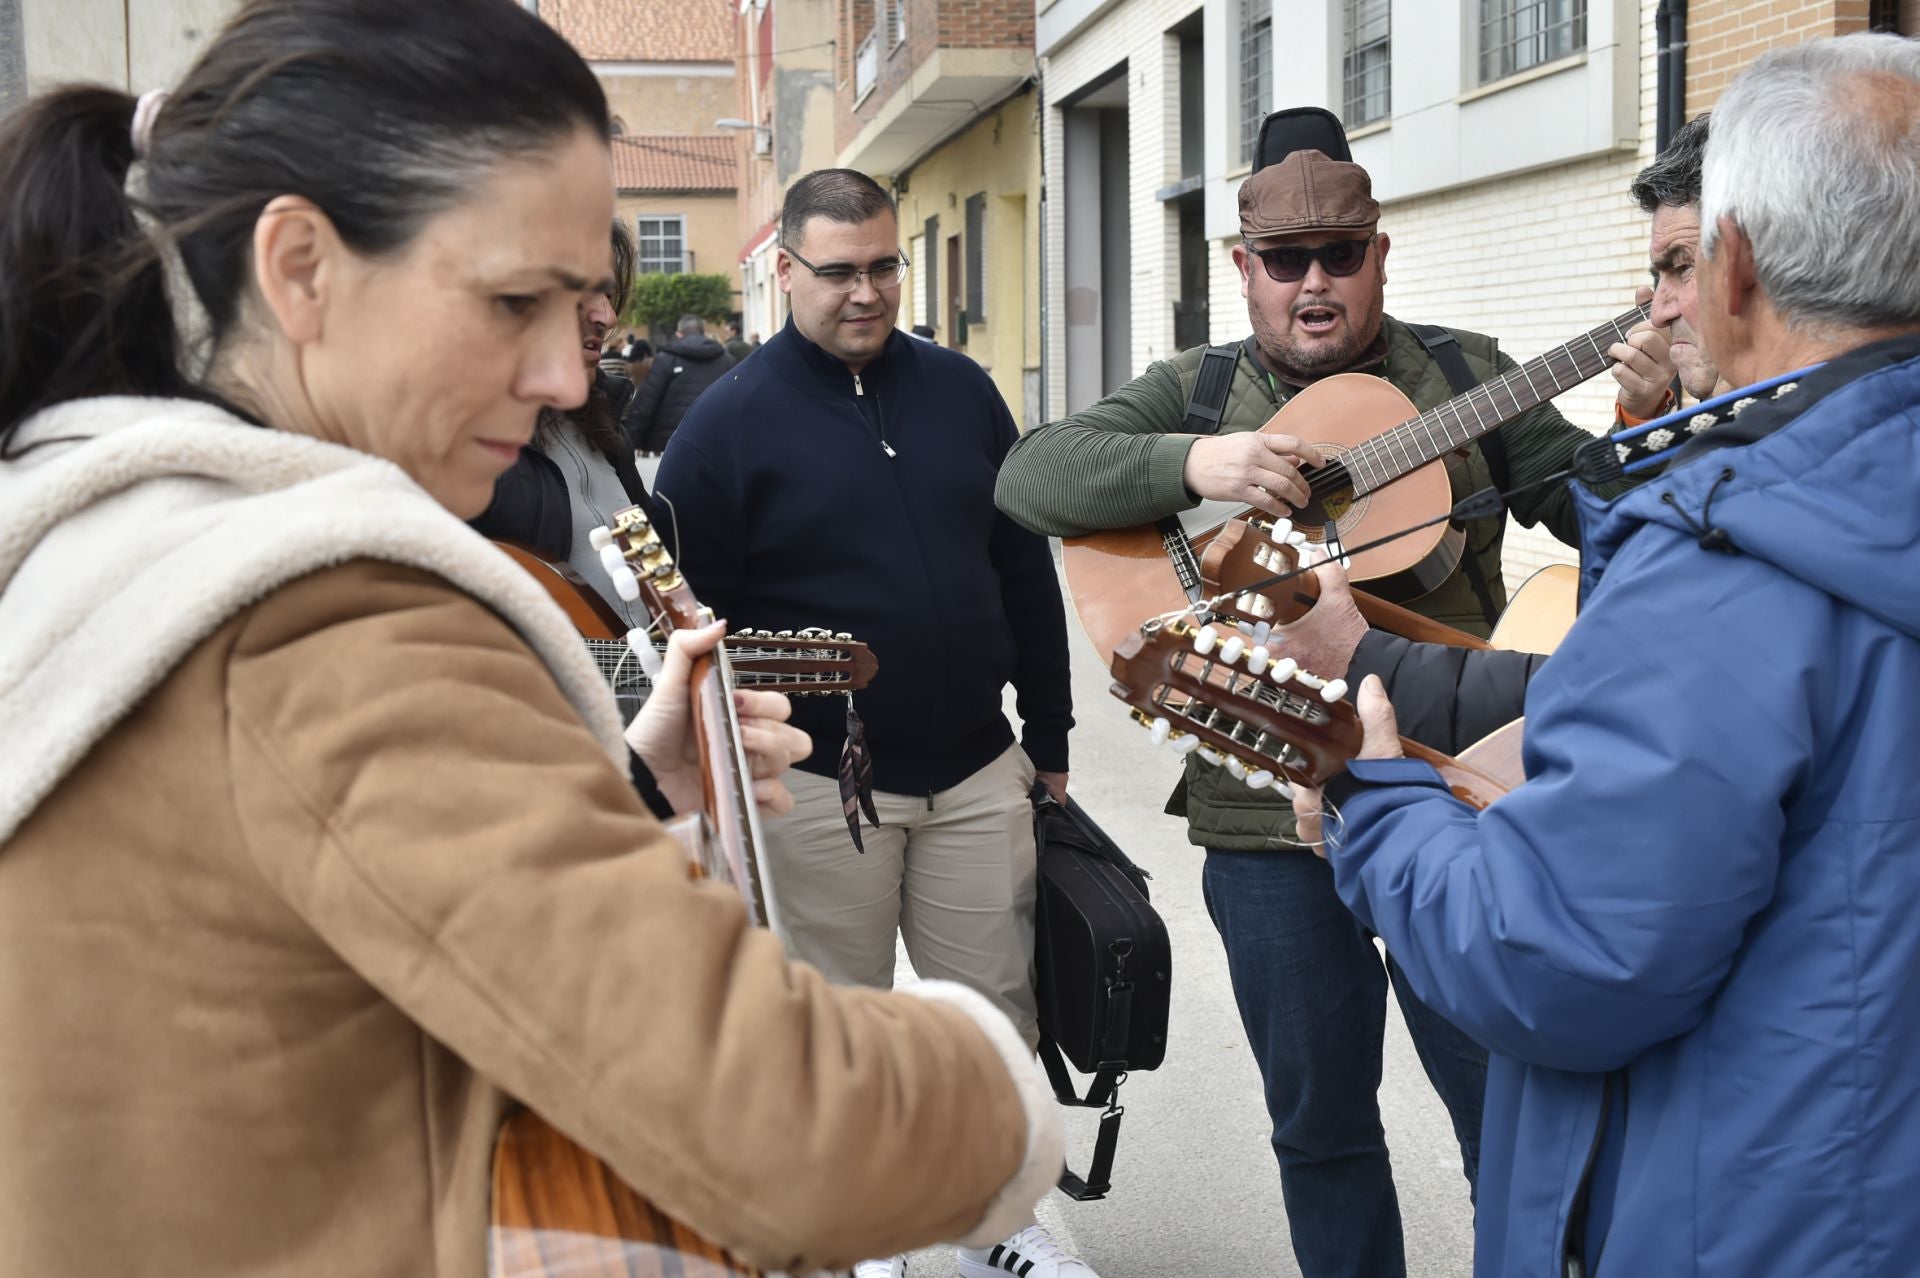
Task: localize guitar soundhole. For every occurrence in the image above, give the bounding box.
[1292,444,1370,544]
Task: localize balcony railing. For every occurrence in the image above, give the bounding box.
[855,28,879,103]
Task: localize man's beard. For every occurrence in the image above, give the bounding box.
[1252,294,1385,381]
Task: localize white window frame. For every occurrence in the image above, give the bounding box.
[1473,0,1586,88]
[637,214,688,275]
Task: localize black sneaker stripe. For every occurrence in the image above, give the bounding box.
[1016,1260,1036,1277]
[987,1244,1005,1266]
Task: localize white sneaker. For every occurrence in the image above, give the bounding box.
[852,1259,905,1278]
[956,1224,1100,1277]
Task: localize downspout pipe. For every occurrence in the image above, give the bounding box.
[1655,0,1688,152]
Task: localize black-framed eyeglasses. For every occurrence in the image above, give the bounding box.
[786,246,911,293]
[1245,237,1375,284]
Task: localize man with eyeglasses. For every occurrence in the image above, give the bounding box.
[995,141,1674,1278]
[656,168,1095,1278]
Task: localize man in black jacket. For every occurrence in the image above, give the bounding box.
[654,169,1095,1278]
[624,313,735,457]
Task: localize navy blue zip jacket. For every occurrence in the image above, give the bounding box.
[653,319,1073,796]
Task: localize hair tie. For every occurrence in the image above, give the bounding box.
[130,90,169,160]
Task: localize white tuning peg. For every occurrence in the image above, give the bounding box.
[1171,734,1201,755]
[1225,756,1248,780]
[1193,626,1218,656]
[588,525,614,551]
[609,565,642,602]
[1149,716,1171,746]
[1251,621,1273,647]
[1197,747,1224,767]
[1247,645,1271,675]
[1220,635,1246,665]
[1270,656,1299,684]
[598,544,626,577]
[1247,769,1276,791]
[1272,517,1293,540]
[1321,678,1349,703]
[625,626,665,679]
[1295,670,1327,691]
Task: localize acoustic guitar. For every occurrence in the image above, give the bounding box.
[1197,514,1577,657]
[489,507,847,1278]
[1064,304,1646,660]
[493,540,878,699]
[1105,615,1520,805]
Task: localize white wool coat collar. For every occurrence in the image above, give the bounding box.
[0,396,627,844]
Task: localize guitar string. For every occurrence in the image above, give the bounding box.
[1302,306,1645,505]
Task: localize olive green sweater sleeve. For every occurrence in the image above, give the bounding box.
[995,360,1204,538]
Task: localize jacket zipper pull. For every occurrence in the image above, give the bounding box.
[853,373,865,396]
[881,441,897,458]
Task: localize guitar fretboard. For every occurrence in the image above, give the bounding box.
[585,639,861,694]
[1343,303,1650,497]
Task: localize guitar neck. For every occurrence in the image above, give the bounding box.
[694,648,775,930]
[1348,304,1649,497]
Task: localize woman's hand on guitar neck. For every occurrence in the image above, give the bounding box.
[624,620,815,817]
[1182,431,1325,517]
[1292,675,1403,859]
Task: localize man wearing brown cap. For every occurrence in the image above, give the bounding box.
[995,144,1672,1277]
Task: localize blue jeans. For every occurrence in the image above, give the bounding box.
[1202,848,1486,1278]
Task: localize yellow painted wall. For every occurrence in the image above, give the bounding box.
[600,70,738,137]
[616,190,743,304]
[887,91,1041,427]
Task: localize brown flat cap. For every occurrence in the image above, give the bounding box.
[1239,149,1379,237]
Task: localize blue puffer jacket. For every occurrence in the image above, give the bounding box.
[1325,334,1920,1277]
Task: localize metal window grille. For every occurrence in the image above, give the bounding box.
[1342,0,1390,127]
[1238,0,1271,166]
[637,215,686,274]
[923,215,939,329]
[964,194,986,324]
[890,0,906,47]
[1478,0,1584,85]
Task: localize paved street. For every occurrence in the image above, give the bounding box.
[895,563,1477,1278]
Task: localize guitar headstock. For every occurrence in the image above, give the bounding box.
[1108,618,1359,787]
[1198,515,1323,630]
[727,628,881,694]
[591,506,707,632]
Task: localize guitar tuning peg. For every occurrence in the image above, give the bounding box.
[1220,635,1246,665]
[598,544,626,577]
[1197,747,1225,767]
[1271,517,1293,541]
[609,564,642,602]
[1149,716,1171,746]
[1247,769,1276,791]
[1171,734,1201,755]
[1247,645,1271,674]
[834,631,852,641]
[1270,656,1299,684]
[588,526,615,551]
[1236,592,1276,621]
[775,629,794,639]
[1251,621,1273,647]
[1294,670,1327,691]
[1225,756,1248,781]
[1321,678,1349,703]
[1192,626,1218,656]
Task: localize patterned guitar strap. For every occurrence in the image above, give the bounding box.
[1574,371,1809,485]
[837,696,878,852]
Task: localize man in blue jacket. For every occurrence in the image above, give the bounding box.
[655,169,1093,1278]
[1295,35,1920,1276]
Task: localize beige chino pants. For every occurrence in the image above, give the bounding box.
[761,742,1041,1048]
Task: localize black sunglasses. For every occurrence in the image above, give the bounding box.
[1246,236,1375,284]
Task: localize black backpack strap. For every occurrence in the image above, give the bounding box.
[1156,342,1244,608]
[1407,323,1506,629]
[1037,1034,1127,1202]
[1180,343,1242,436]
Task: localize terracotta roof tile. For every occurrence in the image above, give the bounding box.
[612,135,739,193]
[541,0,735,64]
